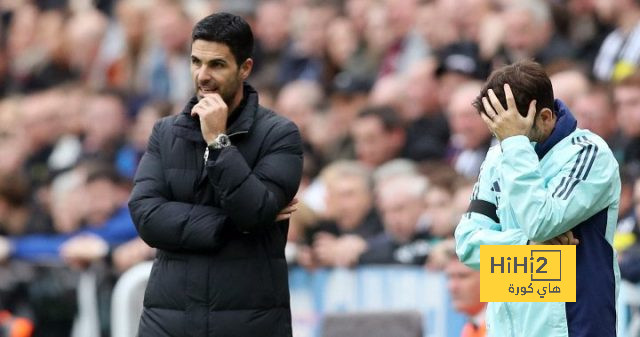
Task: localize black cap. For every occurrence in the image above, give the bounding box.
[332,72,373,95]
[436,42,489,80]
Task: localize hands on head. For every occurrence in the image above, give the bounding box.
[479,83,537,141]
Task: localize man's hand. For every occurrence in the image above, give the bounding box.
[479,83,537,141]
[60,235,109,269]
[191,93,228,144]
[276,198,298,221]
[530,230,579,245]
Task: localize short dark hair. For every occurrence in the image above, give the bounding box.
[357,105,403,131]
[192,12,254,66]
[473,60,554,117]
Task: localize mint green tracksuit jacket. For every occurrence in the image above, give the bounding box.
[455,100,620,337]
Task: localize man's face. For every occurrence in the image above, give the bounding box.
[191,40,243,105]
[574,93,617,140]
[503,10,542,60]
[446,259,484,315]
[615,85,640,137]
[351,116,399,167]
[378,190,424,243]
[448,91,492,150]
[325,175,372,231]
[85,179,117,225]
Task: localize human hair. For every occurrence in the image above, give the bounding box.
[321,160,373,192]
[357,105,403,131]
[192,12,254,66]
[473,60,554,117]
[505,0,551,26]
[86,163,127,186]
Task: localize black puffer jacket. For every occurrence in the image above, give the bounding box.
[128,84,303,337]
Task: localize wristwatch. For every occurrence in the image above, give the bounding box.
[208,133,231,150]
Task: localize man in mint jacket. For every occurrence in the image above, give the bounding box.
[455,60,620,337]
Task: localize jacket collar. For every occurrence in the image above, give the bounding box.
[172,83,258,142]
[534,99,577,159]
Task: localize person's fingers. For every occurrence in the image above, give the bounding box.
[565,230,579,245]
[479,108,496,129]
[482,97,498,120]
[504,83,517,112]
[487,89,506,114]
[275,213,291,221]
[289,198,299,206]
[204,93,226,108]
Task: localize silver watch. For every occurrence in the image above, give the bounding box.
[208,133,231,150]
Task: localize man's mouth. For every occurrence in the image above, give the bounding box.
[199,87,218,94]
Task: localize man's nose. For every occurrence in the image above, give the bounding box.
[198,66,213,81]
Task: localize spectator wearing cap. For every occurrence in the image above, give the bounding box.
[401,59,451,161]
[436,43,490,108]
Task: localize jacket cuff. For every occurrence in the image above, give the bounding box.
[500,135,530,153]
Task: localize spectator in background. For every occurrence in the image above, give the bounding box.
[65,8,109,87]
[378,0,428,77]
[614,71,640,167]
[442,239,486,337]
[358,174,433,265]
[301,160,383,268]
[573,84,624,162]
[82,90,131,173]
[494,0,574,67]
[549,68,590,107]
[0,164,137,265]
[141,0,193,106]
[94,0,151,93]
[593,0,640,81]
[618,175,640,283]
[447,82,492,178]
[351,105,406,168]
[117,100,173,179]
[402,59,451,161]
[277,4,330,86]
[324,18,360,92]
[0,172,49,237]
[250,0,291,91]
[318,72,372,162]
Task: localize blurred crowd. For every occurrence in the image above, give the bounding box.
[3,0,640,335]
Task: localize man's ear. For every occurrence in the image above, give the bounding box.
[239,58,253,80]
[538,108,554,123]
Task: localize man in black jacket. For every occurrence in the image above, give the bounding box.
[128,13,303,337]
